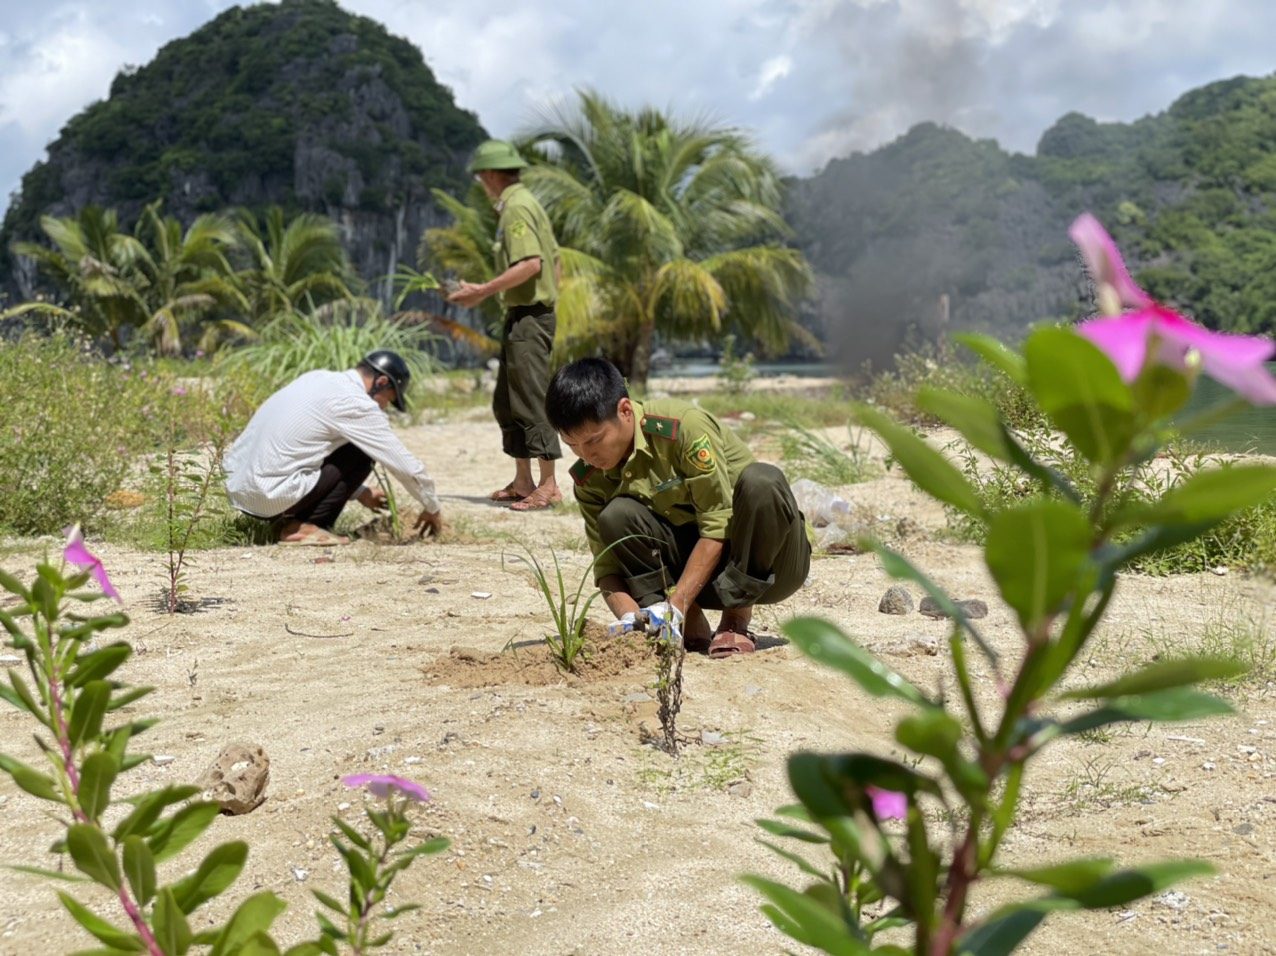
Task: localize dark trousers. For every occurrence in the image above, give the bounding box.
[283,443,373,530]
[493,307,561,460]
[596,462,811,609]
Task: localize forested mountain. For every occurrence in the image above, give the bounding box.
[0,0,486,297]
[787,74,1276,369]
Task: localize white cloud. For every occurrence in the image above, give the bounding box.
[749,55,793,101]
[1,0,1274,209]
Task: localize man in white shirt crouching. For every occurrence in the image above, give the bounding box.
[224,350,444,545]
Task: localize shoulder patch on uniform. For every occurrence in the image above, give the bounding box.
[569,459,597,486]
[509,219,529,239]
[640,414,680,441]
[686,434,716,473]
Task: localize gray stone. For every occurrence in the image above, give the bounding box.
[878,586,914,615]
[919,597,988,620]
[879,636,940,657]
[195,743,269,815]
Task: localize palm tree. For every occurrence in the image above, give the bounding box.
[521,89,815,385]
[235,207,354,322]
[8,207,150,351]
[131,202,250,356]
[415,184,503,354]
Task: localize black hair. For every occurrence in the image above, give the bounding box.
[545,358,629,432]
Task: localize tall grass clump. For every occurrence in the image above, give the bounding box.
[220,299,441,405]
[0,334,171,535]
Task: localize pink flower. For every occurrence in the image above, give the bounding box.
[866,785,907,820]
[171,387,187,396]
[62,525,122,603]
[1069,213,1153,315]
[1070,214,1276,407]
[342,773,431,803]
[1078,305,1276,406]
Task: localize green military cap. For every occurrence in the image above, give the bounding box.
[467,139,529,174]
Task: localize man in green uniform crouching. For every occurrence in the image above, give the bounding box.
[545,358,811,658]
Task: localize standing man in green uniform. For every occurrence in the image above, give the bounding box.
[545,358,811,658]
[448,139,562,511]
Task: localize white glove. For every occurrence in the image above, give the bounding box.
[607,611,639,637]
[642,602,684,645]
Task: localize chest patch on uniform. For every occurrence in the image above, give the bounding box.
[686,434,716,473]
[569,459,597,486]
[641,414,679,441]
[509,220,530,239]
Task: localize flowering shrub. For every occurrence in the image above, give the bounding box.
[0,532,446,954]
[747,214,1276,953]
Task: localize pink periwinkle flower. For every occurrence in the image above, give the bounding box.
[1070,214,1276,407]
[342,773,431,803]
[62,525,122,603]
[866,785,907,820]
[171,387,187,396]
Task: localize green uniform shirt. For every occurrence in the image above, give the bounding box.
[570,399,756,583]
[494,182,559,310]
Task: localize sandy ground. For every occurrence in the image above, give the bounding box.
[1,393,1275,956]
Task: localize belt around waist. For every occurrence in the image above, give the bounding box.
[506,303,554,320]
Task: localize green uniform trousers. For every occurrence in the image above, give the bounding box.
[493,306,561,460]
[596,462,811,609]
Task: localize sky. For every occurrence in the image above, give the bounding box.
[1,0,1274,209]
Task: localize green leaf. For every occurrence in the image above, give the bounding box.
[0,669,43,719]
[6,863,88,882]
[0,567,32,603]
[1025,327,1136,464]
[740,875,870,956]
[1000,858,1115,896]
[331,817,373,853]
[1136,465,1276,527]
[895,710,961,760]
[67,824,121,890]
[756,818,828,844]
[149,802,221,863]
[1058,657,1249,701]
[68,681,113,749]
[79,752,119,821]
[0,753,61,801]
[1067,860,1214,909]
[121,836,157,907]
[954,332,1027,386]
[784,617,933,708]
[209,892,288,956]
[153,888,193,955]
[1132,363,1193,420]
[67,644,132,687]
[957,903,1057,955]
[171,841,249,914]
[310,888,346,914]
[58,891,143,950]
[984,501,1093,632]
[854,403,984,517]
[1059,688,1234,735]
[916,388,1010,460]
[755,839,828,880]
[112,785,200,841]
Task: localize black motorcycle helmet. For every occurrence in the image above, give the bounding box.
[360,350,411,412]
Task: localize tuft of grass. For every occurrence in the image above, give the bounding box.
[1057,755,1164,814]
[777,421,879,486]
[1146,607,1276,692]
[635,732,761,793]
[219,298,441,411]
[503,537,637,672]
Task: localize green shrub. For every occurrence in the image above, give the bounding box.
[0,335,171,535]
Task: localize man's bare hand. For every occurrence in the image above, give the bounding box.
[447,281,489,309]
[414,509,446,538]
[356,486,388,511]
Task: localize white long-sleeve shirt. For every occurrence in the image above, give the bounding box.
[224,369,439,517]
